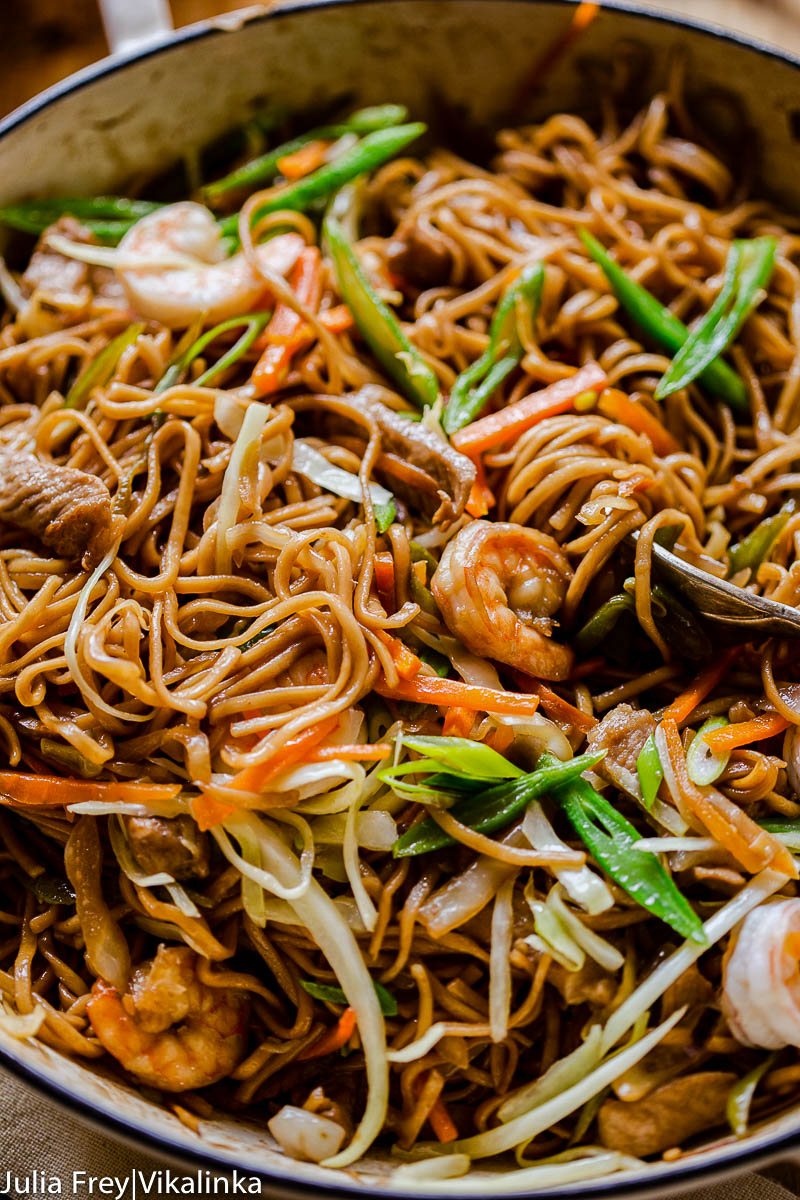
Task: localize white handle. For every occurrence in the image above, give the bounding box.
[97,0,174,55]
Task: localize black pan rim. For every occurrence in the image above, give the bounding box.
[1,0,799,1192]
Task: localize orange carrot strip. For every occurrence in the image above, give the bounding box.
[0,773,180,809]
[569,656,605,681]
[375,674,541,717]
[786,931,800,959]
[377,631,423,681]
[230,714,340,794]
[662,649,738,726]
[465,456,495,518]
[318,304,354,334]
[192,792,237,832]
[309,743,392,763]
[597,388,680,457]
[277,139,331,180]
[512,671,597,732]
[703,712,792,755]
[661,718,796,877]
[428,1095,459,1143]
[251,246,322,396]
[298,1006,357,1060]
[443,706,477,738]
[451,363,607,456]
[373,552,396,607]
[485,723,515,755]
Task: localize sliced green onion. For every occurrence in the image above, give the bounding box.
[324,213,440,409]
[300,976,398,1017]
[65,323,144,410]
[156,312,270,393]
[757,817,800,850]
[655,237,776,400]
[686,716,730,786]
[726,1053,776,1137]
[542,753,706,943]
[573,593,634,656]
[400,734,524,780]
[636,733,663,811]
[390,750,605,858]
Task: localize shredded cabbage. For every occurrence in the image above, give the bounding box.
[312,810,397,851]
[216,401,271,573]
[489,878,514,1042]
[523,803,613,914]
[498,1025,604,1122]
[292,440,393,512]
[0,1004,45,1040]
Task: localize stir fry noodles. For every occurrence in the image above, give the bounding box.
[3,52,800,1185]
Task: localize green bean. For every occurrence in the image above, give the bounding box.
[220,123,426,239]
[655,237,776,400]
[573,593,634,655]
[580,228,749,410]
[443,263,544,433]
[391,750,605,857]
[325,212,440,409]
[543,754,706,942]
[0,197,159,244]
[205,105,408,199]
[728,501,795,578]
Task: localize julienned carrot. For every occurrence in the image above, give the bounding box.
[192,791,237,832]
[251,246,322,396]
[373,552,396,604]
[451,362,607,456]
[298,1006,357,1060]
[443,706,476,737]
[309,743,392,762]
[485,723,515,755]
[230,714,340,794]
[597,388,680,456]
[662,648,738,725]
[465,456,495,518]
[0,773,181,809]
[703,712,792,755]
[318,304,354,334]
[375,674,541,717]
[277,139,331,180]
[428,1095,459,1143]
[785,931,800,959]
[377,631,422,681]
[512,671,596,732]
[661,718,796,877]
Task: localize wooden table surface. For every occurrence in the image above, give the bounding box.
[3,0,800,119]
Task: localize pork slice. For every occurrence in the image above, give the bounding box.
[124,815,210,881]
[597,1071,736,1157]
[22,217,90,300]
[0,447,114,560]
[586,703,655,797]
[348,388,475,525]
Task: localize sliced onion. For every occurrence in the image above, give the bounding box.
[268,1106,346,1163]
[547,886,624,972]
[0,1005,46,1040]
[489,878,514,1043]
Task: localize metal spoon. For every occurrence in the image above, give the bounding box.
[639,537,800,640]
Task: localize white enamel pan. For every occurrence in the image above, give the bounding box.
[2,1,800,1193]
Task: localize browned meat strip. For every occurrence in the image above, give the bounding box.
[597,1071,736,1157]
[549,959,616,1009]
[23,218,90,300]
[587,703,655,798]
[124,815,210,881]
[386,225,452,289]
[0,447,114,560]
[349,388,475,524]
